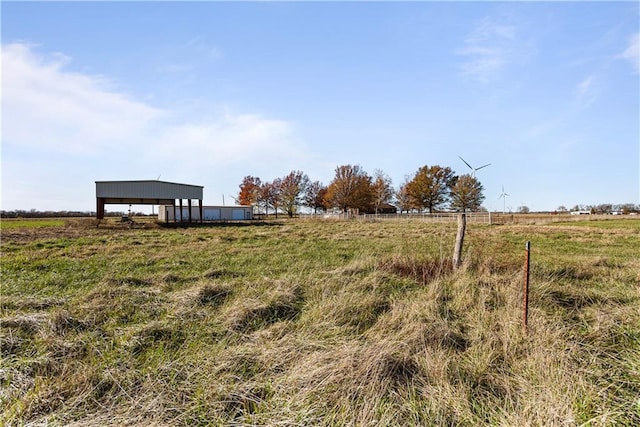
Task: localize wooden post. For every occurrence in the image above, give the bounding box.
[523,241,531,333]
[453,213,466,269]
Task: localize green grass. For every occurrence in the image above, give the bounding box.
[1,219,639,426]
[549,217,640,230]
[0,219,65,229]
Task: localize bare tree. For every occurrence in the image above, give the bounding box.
[395,177,414,214]
[260,179,281,217]
[371,169,394,214]
[304,181,328,214]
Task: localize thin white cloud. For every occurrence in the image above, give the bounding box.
[522,119,562,140]
[156,112,301,165]
[618,32,639,73]
[457,16,523,84]
[156,36,222,75]
[1,43,308,210]
[575,75,598,108]
[186,36,222,60]
[2,43,300,161]
[2,43,164,154]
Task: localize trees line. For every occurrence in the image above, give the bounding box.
[238,164,486,216]
[0,210,149,219]
[238,165,640,216]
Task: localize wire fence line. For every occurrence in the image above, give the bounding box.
[299,212,625,225]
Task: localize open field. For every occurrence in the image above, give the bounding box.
[1,218,639,426]
[0,219,66,230]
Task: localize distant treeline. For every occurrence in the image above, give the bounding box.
[1,210,154,219]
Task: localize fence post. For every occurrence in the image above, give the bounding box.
[523,241,531,333]
[453,213,466,269]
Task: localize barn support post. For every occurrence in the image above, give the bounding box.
[179,199,184,223]
[188,199,193,224]
[173,201,177,223]
[96,197,105,220]
[199,200,203,223]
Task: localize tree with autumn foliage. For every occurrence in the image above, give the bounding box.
[405,165,455,213]
[395,177,414,213]
[324,165,373,213]
[371,169,394,214]
[259,178,281,217]
[449,174,485,212]
[238,176,262,206]
[304,181,328,214]
[279,171,309,218]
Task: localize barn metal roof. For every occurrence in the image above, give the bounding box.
[96,180,203,200]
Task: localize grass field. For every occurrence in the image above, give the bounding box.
[1,218,639,426]
[0,218,66,229]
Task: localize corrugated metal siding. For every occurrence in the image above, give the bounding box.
[96,181,203,199]
[158,206,253,221]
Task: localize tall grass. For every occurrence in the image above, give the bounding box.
[1,219,639,425]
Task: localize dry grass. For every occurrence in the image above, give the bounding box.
[1,219,639,425]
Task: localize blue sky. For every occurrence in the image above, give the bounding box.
[2,1,638,212]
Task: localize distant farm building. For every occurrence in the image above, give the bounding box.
[158,205,253,222]
[375,203,398,214]
[95,180,203,223]
[570,210,591,215]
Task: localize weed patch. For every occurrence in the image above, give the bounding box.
[203,267,241,279]
[108,276,154,287]
[197,283,232,307]
[0,314,48,335]
[379,255,453,285]
[226,283,304,333]
[130,321,186,355]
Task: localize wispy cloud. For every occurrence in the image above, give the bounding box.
[155,112,301,167]
[2,43,307,209]
[457,16,524,84]
[2,43,164,155]
[2,43,298,161]
[618,32,639,73]
[186,36,222,60]
[574,75,599,109]
[157,36,222,75]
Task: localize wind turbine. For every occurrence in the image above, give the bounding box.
[459,156,491,178]
[498,185,509,214]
